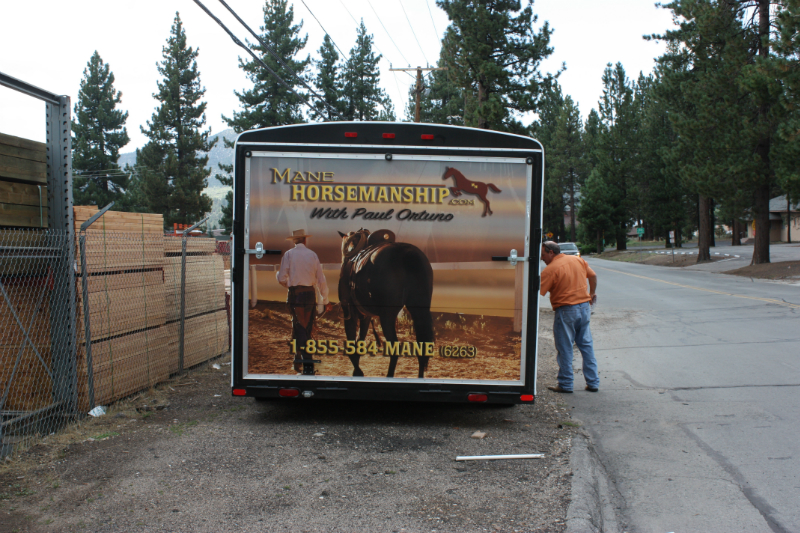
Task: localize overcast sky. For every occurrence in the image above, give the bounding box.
[0,0,675,150]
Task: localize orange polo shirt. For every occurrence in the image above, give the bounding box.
[540,254,596,309]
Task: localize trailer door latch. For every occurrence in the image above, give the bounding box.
[245,242,281,259]
[491,249,529,266]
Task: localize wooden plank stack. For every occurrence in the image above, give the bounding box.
[0,279,53,412]
[2,204,229,414]
[0,132,47,228]
[74,206,170,410]
[163,233,228,371]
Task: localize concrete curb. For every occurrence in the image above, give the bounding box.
[566,432,623,533]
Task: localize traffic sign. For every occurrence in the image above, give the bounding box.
[637,227,644,236]
[546,232,553,239]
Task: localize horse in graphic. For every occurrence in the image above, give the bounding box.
[442,166,502,216]
[337,229,434,378]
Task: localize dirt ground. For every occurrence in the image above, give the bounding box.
[248,302,521,381]
[0,310,577,533]
[723,260,800,280]
[594,249,724,268]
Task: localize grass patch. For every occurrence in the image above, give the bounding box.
[169,420,198,436]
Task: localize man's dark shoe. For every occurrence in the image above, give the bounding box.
[585,386,599,392]
[547,385,573,393]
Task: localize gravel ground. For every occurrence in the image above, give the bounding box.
[1,311,579,533]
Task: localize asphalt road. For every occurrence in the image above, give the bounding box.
[552,258,800,533]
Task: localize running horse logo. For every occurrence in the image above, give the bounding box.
[442,166,502,217]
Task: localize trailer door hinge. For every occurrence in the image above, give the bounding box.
[491,249,529,266]
[245,242,281,259]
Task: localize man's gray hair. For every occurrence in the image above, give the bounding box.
[542,241,560,255]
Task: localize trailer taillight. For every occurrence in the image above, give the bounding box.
[421,134,434,140]
[344,132,358,138]
[382,133,395,139]
[279,388,301,397]
[520,394,534,402]
[468,394,488,402]
[232,388,246,396]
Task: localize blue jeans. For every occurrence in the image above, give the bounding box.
[553,302,599,390]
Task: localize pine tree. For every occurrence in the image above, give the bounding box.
[437,0,558,132]
[137,13,214,227]
[548,96,587,242]
[774,0,800,205]
[654,0,790,264]
[578,172,616,254]
[342,21,394,121]
[530,83,565,240]
[224,0,310,131]
[314,35,345,121]
[409,38,465,124]
[592,63,639,250]
[72,51,130,207]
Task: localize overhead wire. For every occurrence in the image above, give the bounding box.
[364,0,413,67]
[300,0,347,59]
[398,0,430,65]
[425,0,440,37]
[191,0,332,119]
[335,0,412,80]
[215,0,339,117]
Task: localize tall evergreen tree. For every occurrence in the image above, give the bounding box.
[314,35,345,121]
[578,172,616,254]
[593,63,639,250]
[437,0,558,132]
[409,37,465,124]
[72,51,130,207]
[342,21,395,121]
[654,0,790,264]
[548,96,587,242]
[218,0,311,229]
[774,0,800,205]
[137,13,214,227]
[224,0,310,131]
[531,83,566,239]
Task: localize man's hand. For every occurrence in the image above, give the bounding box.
[591,294,597,305]
[325,303,334,313]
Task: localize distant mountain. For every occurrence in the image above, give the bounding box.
[117,128,238,188]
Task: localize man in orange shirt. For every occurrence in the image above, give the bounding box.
[540,241,599,393]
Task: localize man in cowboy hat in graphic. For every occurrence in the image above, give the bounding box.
[277,229,330,374]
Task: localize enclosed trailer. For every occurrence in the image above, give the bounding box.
[231,122,543,404]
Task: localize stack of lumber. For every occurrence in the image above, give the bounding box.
[164,236,216,255]
[76,326,172,412]
[74,207,164,271]
[163,255,226,321]
[0,279,53,411]
[74,206,170,410]
[163,234,228,370]
[0,132,47,228]
[165,310,229,373]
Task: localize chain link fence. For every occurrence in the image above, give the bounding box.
[1,227,230,458]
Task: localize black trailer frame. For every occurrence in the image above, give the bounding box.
[231,122,544,404]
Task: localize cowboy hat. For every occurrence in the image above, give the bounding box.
[286,228,312,240]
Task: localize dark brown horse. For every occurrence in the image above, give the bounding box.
[337,229,434,378]
[442,166,502,216]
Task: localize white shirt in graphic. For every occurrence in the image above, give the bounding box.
[276,243,329,304]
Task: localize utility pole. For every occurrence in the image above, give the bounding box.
[389,65,447,122]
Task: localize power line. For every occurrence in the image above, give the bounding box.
[425,0,440,37]
[215,0,339,117]
[336,0,412,79]
[191,0,330,119]
[398,0,430,65]
[365,0,412,67]
[300,0,347,59]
